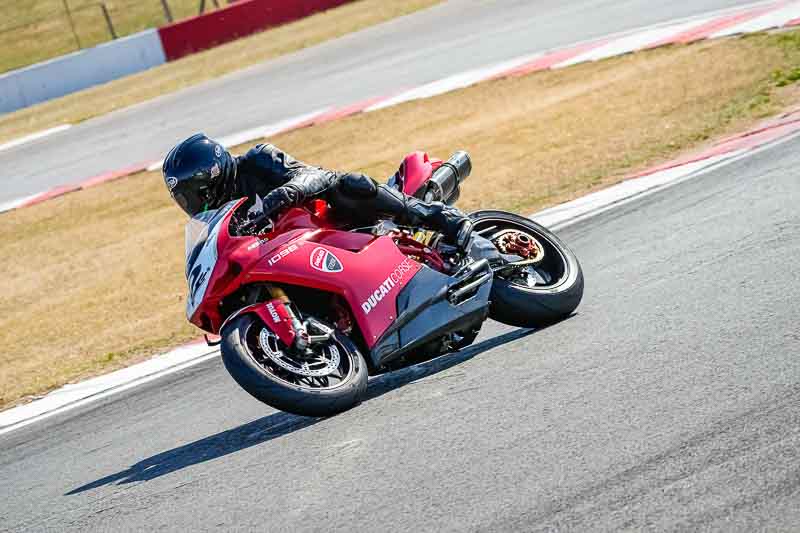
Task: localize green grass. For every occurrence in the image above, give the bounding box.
[0,0,211,73]
[770,31,800,87]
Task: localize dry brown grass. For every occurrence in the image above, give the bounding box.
[0,0,442,144]
[2,31,800,409]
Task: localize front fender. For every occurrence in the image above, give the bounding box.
[219,300,297,347]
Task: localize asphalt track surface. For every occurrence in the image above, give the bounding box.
[2,129,800,530]
[0,0,768,204]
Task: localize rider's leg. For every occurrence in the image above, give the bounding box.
[328,173,473,250]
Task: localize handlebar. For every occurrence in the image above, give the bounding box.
[239,212,274,235]
[237,198,326,235]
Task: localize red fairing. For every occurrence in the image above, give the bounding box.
[397,151,442,197]
[188,204,423,347]
[248,233,422,347]
[188,204,324,332]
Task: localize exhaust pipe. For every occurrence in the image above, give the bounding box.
[423,151,472,205]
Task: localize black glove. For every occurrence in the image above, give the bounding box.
[262,185,302,215]
[241,185,302,233]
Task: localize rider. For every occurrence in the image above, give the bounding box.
[162,134,473,251]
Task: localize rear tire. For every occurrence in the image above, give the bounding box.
[221,315,368,417]
[470,210,584,328]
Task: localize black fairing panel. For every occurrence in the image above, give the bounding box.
[369,266,491,367]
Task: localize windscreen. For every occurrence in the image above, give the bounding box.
[183,200,239,318]
[184,210,217,273]
[184,201,239,275]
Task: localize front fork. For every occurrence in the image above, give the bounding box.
[261,285,334,353]
[216,284,336,351]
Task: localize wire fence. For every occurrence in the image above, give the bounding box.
[0,0,227,74]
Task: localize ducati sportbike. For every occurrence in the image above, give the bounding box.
[184,151,583,416]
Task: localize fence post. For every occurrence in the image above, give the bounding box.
[100,3,117,39]
[61,0,82,49]
[198,0,220,14]
[160,0,174,23]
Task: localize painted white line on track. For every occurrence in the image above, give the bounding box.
[145,109,331,173]
[0,344,219,436]
[0,124,72,152]
[711,2,800,37]
[365,55,541,112]
[539,129,800,231]
[554,18,713,67]
[533,152,744,228]
[217,108,330,148]
[0,192,44,213]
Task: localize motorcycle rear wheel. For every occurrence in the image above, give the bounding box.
[470,210,584,328]
[221,314,368,417]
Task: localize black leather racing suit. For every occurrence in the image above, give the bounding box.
[216,143,470,241]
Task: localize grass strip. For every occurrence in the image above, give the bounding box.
[3,30,800,409]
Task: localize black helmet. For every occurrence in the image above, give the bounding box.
[162,133,236,216]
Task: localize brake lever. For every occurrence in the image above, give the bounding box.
[372,220,400,236]
[240,213,274,235]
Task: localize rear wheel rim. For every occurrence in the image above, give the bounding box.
[474,218,569,290]
[243,321,356,391]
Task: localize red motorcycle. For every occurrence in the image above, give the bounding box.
[184,151,583,416]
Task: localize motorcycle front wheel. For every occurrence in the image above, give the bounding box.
[470,210,584,328]
[221,314,368,417]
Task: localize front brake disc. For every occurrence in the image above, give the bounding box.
[259,328,340,377]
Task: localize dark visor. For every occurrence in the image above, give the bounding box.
[172,183,211,217]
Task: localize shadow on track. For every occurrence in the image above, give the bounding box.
[66,327,535,495]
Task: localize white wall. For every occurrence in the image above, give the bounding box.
[0,29,166,114]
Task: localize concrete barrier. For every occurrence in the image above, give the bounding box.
[158,0,353,61]
[0,29,166,114]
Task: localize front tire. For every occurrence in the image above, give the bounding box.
[470,210,584,328]
[221,315,368,417]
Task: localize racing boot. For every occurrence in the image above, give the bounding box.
[374,183,474,254]
[329,173,474,253]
